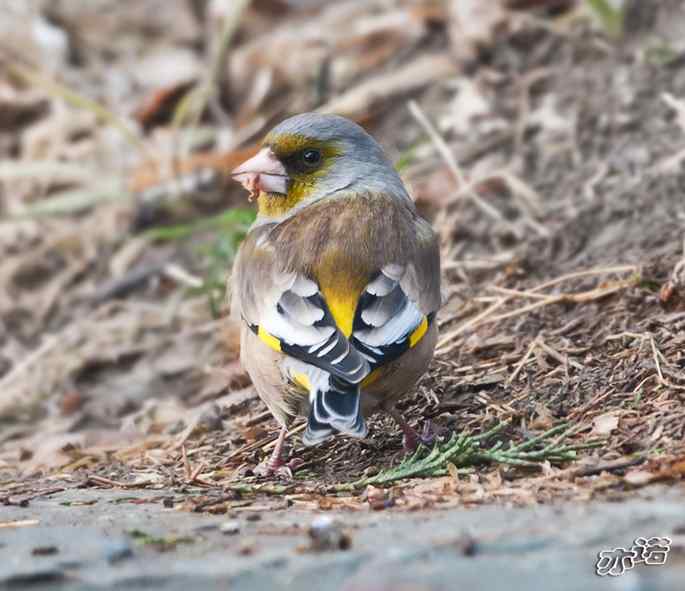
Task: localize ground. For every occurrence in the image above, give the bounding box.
[2,487,684,590]
[1,1,685,589]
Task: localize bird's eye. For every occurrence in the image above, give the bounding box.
[301,149,321,167]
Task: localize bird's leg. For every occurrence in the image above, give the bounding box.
[254,426,289,477]
[388,409,435,453]
[254,426,304,478]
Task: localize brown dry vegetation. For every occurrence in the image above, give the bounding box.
[1,0,685,512]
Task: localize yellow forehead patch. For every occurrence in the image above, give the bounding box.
[264,132,340,159]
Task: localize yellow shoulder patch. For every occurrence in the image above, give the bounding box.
[409,316,428,348]
[292,372,312,391]
[257,326,282,352]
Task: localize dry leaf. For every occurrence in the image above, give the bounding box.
[448,0,509,62]
[624,469,656,486]
[593,412,619,435]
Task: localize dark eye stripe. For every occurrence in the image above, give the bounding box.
[281,148,323,174]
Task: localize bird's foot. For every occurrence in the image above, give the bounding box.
[402,420,436,453]
[389,410,435,453]
[253,427,303,479]
[254,457,303,479]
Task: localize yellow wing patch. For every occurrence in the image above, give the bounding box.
[361,367,382,388]
[257,326,282,352]
[292,372,312,391]
[409,316,428,348]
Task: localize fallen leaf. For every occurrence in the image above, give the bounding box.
[624,470,656,486]
[593,412,619,435]
[448,0,509,62]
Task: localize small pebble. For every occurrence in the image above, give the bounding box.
[32,546,58,556]
[220,520,240,535]
[303,516,351,552]
[238,539,256,555]
[193,523,220,532]
[365,485,388,511]
[245,513,261,522]
[104,540,134,564]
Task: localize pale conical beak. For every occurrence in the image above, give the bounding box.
[231,147,289,197]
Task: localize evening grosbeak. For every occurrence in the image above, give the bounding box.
[231,113,440,474]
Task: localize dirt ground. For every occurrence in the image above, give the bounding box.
[1,1,685,588]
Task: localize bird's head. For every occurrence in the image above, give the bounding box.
[232,113,408,219]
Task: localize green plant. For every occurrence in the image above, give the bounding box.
[586,0,624,38]
[339,422,602,489]
[147,208,255,315]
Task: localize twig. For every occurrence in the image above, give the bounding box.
[0,519,40,529]
[507,336,541,385]
[189,463,210,485]
[223,483,295,496]
[477,283,629,327]
[408,100,511,227]
[162,263,204,288]
[90,258,170,303]
[263,423,307,451]
[512,68,553,167]
[244,410,273,427]
[2,487,65,507]
[490,286,550,300]
[528,265,637,293]
[0,335,59,390]
[8,63,148,156]
[221,422,305,462]
[174,0,251,130]
[437,265,637,355]
[87,475,156,489]
[436,297,509,355]
[182,445,192,481]
[571,456,645,478]
[537,339,584,371]
[4,179,129,220]
[650,337,665,384]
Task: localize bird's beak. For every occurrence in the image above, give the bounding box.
[231,147,289,197]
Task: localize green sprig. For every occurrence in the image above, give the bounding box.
[340,422,602,490]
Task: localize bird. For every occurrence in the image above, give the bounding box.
[230,113,441,475]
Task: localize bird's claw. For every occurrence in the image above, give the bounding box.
[402,420,436,453]
[254,456,303,479]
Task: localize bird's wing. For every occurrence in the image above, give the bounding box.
[231,228,370,384]
[351,219,441,370]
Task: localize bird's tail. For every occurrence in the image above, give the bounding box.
[303,377,367,446]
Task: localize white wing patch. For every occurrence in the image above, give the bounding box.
[354,265,424,348]
[249,272,370,384]
[350,264,429,370]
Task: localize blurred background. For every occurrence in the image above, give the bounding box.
[1,0,684,487]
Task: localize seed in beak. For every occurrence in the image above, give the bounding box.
[232,148,289,199]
